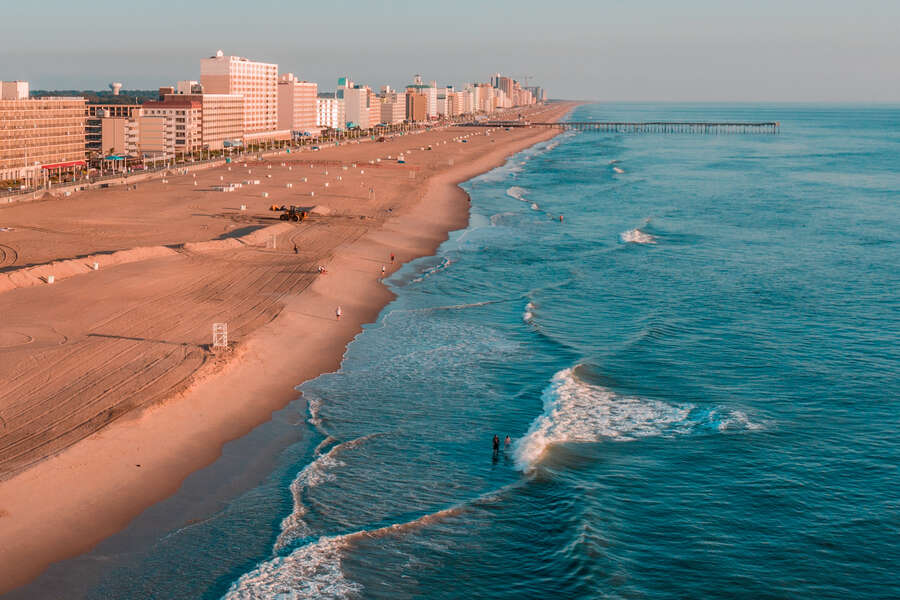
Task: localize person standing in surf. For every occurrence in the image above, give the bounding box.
[493,435,500,454]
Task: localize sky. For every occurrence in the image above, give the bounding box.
[1,0,898,102]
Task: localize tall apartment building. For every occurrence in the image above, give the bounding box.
[277,74,319,134]
[141,99,202,155]
[406,76,438,119]
[200,50,287,142]
[468,83,497,113]
[0,82,86,184]
[406,93,427,122]
[342,84,373,129]
[380,92,406,124]
[367,88,380,127]
[526,86,544,103]
[316,96,345,130]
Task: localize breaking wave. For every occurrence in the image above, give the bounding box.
[620,228,656,244]
[411,256,453,284]
[225,481,527,599]
[275,433,386,552]
[489,211,519,226]
[523,301,535,323]
[222,534,360,600]
[514,366,762,471]
[506,186,529,202]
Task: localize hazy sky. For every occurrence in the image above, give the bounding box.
[1,0,898,101]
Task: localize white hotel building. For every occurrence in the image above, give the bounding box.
[200,50,289,142]
[316,96,345,131]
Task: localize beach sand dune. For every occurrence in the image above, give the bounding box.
[0,103,575,593]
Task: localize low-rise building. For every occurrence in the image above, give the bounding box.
[137,114,171,162]
[141,98,202,155]
[86,104,142,156]
[169,93,244,150]
[100,113,141,156]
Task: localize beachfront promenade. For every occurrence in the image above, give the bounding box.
[465,120,780,134]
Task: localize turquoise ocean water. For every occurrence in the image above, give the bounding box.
[10,104,899,599]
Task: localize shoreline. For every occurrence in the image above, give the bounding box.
[0,104,577,594]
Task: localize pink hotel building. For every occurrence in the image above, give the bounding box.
[200,50,289,143]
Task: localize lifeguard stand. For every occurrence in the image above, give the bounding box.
[212,323,228,349]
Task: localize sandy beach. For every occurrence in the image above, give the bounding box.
[0,102,575,594]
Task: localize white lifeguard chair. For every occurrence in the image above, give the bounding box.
[212,323,228,348]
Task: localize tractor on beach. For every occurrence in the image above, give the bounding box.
[279,205,308,222]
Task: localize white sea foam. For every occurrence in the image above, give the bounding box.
[227,500,470,599]
[410,256,453,284]
[620,228,657,244]
[223,535,360,600]
[489,211,518,226]
[514,367,761,471]
[530,202,540,211]
[506,186,528,202]
[523,301,535,323]
[276,434,384,552]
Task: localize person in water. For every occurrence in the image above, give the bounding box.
[492,435,500,453]
[504,435,511,447]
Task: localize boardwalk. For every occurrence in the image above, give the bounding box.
[464,120,780,134]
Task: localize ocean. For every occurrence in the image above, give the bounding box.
[13,104,900,599]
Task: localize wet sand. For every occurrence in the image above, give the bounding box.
[0,102,576,594]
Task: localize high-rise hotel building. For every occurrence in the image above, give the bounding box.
[200,50,288,142]
[277,73,318,135]
[0,81,86,185]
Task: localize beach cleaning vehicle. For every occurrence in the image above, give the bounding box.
[279,205,308,222]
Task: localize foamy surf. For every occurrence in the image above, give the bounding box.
[620,228,656,244]
[410,256,453,284]
[523,301,535,323]
[222,535,360,600]
[514,367,761,471]
[506,186,529,202]
[276,433,386,552]
[227,497,474,599]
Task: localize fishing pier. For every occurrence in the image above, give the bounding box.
[463,121,780,134]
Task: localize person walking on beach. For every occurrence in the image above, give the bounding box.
[381,265,386,277]
[335,305,342,320]
[293,243,298,254]
[390,252,395,264]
